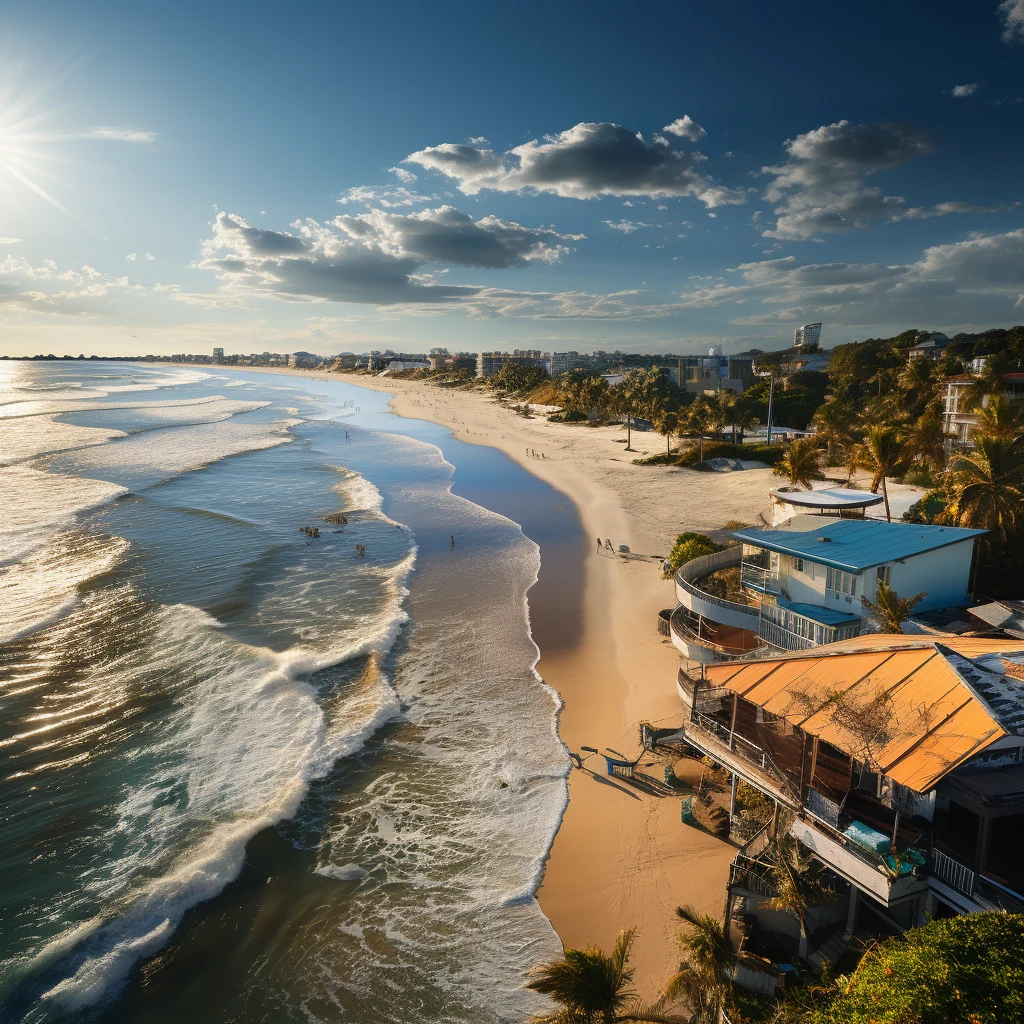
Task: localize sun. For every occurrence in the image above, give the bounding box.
[0,71,73,216]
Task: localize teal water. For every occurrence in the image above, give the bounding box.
[0,362,584,1023]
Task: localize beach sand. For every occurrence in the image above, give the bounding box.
[227,367,777,994]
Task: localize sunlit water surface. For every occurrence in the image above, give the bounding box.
[0,362,584,1023]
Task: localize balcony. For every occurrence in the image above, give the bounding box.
[669,607,766,664]
[674,547,762,633]
[740,561,779,594]
[928,847,1024,914]
[790,814,926,906]
[678,708,801,809]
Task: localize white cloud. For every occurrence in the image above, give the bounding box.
[952,83,980,97]
[603,219,653,233]
[678,226,1024,326]
[761,119,955,239]
[0,237,23,244]
[79,126,157,143]
[894,200,1020,220]
[196,207,584,306]
[330,206,584,267]
[406,121,744,206]
[1000,0,1024,43]
[126,253,137,261]
[338,184,435,207]
[0,255,144,315]
[662,115,706,141]
[388,166,417,184]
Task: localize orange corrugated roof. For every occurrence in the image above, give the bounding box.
[703,637,1024,792]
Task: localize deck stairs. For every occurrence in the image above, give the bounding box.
[808,926,847,970]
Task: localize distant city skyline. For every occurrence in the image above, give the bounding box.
[1,0,1023,357]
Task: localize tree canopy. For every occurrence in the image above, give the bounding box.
[811,913,1024,1024]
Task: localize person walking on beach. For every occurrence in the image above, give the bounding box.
[596,537,602,552]
[450,534,455,550]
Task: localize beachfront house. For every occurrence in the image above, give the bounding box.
[942,372,1024,447]
[666,508,985,668]
[671,636,1024,961]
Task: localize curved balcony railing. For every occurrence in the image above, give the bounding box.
[669,606,763,660]
[674,546,761,631]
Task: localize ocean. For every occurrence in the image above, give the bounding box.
[0,361,584,1023]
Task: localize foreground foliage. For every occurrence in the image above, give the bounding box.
[526,928,686,1024]
[808,913,1024,1024]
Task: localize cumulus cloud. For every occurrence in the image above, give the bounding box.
[79,126,157,142]
[662,115,706,141]
[337,184,435,207]
[1000,0,1024,43]
[196,207,583,306]
[406,121,743,206]
[894,200,1020,220]
[603,219,653,233]
[331,206,583,268]
[388,166,417,184]
[0,237,22,244]
[760,119,979,239]
[0,255,143,315]
[678,227,1024,326]
[952,83,980,97]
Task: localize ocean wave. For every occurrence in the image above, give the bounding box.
[0,416,127,467]
[0,467,128,568]
[0,532,131,644]
[64,416,301,475]
[23,598,405,1018]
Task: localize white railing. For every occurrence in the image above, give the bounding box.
[740,562,778,591]
[669,607,764,659]
[933,849,976,897]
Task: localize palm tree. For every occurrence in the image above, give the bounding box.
[907,411,946,475]
[941,435,1024,541]
[896,356,939,420]
[683,397,715,462]
[862,582,927,634]
[852,426,913,521]
[711,389,737,443]
[773,437,822,487]
[660,906,734,1024]
[974,394,1024,440]
[527,929,686,1024]
[811,401,855,466]
[656,410,680,455]
[759,828,836,959]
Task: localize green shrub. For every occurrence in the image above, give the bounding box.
[813,913,1024,1024]
[675,441,787,467]
[663,532,723,577]
[903,488,947,524]
[548,409,589,423]
[633,450,678,465]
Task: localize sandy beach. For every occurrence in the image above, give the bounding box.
[220,365,777,994]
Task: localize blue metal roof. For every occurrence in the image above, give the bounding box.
[733,516,986,573]
[783,602,861,626]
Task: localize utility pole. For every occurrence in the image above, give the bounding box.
[766,369,776,444]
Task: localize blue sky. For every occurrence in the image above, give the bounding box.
[1,0,1023,356]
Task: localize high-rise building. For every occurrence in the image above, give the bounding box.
[475,350,548,378]
[212,347,225,362]
[793,323,822,349]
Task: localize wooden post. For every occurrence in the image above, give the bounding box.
[728,692,739,750]
[976,815,993,872]
[844,886,859,941]
[730,773,739,823]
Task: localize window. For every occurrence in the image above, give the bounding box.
[794,557,805,573]
[876,565,891,586]
[826,567,859,596]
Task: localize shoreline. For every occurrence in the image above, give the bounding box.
[210,364,774,993]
